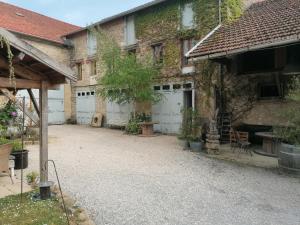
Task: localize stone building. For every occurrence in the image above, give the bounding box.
[187,0,300,143]
[64,0,263,134]
[0,1,80,124]
[1,0,283,136]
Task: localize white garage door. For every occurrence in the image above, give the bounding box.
[152,83,194,134]
[106,101,132,127]
[17,85,65,125]
[48,87,65,125]
[76,90,96,125]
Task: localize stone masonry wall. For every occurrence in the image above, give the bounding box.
[68,18,125,122]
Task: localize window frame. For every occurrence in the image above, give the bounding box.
[258,83,283,100]
[76,63,83,81]
[181,2,195,29]
[125,15,136,46]
[90,60,97,76]
[152,43,164,65]
[87,31,97,56]
[181,38,198,67]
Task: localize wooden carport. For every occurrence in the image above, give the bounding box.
[0,28,76,196]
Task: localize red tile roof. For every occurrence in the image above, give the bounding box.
[188,0,300,59]
[0,1,81,44]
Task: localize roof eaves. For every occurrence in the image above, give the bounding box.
[190,34,300,61]
[0,28,76,81]
[186,24,222,58]
[6,29,66,45]
[65,0,169,37]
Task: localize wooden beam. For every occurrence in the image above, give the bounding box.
[27,89,40,116]
[0,77,42,89]
[39,81,48,184]
[0,77,59,90]
[0,88,38,125]
[0,56,47,81]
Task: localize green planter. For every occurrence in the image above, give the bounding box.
[189,141,203,152]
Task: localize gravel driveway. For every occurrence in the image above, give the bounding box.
[27,125,300,225]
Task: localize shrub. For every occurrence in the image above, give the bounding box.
[0,137,10,145]
[125,118,141,135]
[11,139,22,152]
[178,108,202,141]
[274,76,300,146]
[26,171,39,186]
[125,113,152,135]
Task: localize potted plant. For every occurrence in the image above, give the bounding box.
[274,77,300,173]
[178,108,192,149]
[177,133,190,149]
[10,139,29,170]
[178,108,203,151]
[188,135,203,152]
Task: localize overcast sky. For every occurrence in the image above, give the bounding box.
[3,0,153,27]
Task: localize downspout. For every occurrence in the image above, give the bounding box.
[218,0,224,114]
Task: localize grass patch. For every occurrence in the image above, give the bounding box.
[0,192,68,225]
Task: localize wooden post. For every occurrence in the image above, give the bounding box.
[39,81,48,185]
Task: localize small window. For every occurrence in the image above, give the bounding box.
[76,63,82,80]
[87,92,90,96]
[182,39,198,66]
[183,83,192,89]
[154,86,161,91]
[87,31,97,56]
[82,92,86,96]
[125,15,136,46]
[152,43,164,65]
[90,61,97,76]
[259,84,281,99]
[162,85,170,90]
[173,84,181,90]
[91,91,95,96]
[77,93,81,97]
[181,2,195,29]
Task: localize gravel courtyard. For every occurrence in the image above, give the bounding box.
[27,125,300,225]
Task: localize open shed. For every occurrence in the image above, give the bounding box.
[0,28,76,196]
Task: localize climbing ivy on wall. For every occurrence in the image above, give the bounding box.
[135,0,243,73]
[134,0,243,113]
[0,36,15,87]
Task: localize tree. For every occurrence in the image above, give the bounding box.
[94,29,162,115]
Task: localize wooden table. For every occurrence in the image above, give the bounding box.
[139,122,159,137]
[255,132,280,157]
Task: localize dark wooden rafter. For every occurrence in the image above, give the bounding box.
[0,56,44,81]
[0,77,59,89]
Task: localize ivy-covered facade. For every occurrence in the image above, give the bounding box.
[66,0,244,133]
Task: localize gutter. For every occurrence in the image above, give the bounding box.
[189,34,300,61]
[185,24,222,58]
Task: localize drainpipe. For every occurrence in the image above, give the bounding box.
[219,0,222,24]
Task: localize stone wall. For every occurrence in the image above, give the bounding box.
[223,71,299,127]
[68,18,125,122]
[23,37,73,121]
